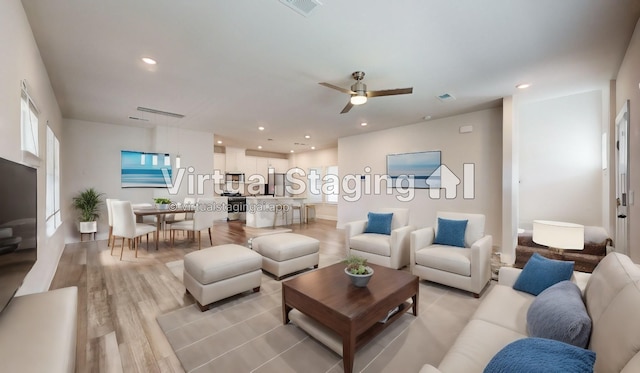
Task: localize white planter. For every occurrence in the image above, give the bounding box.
[156,203,169,210]
[79,221,97,233]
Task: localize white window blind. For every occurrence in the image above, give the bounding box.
[307,167,323,203]
[46,125,61,234]
[20,82,39,157]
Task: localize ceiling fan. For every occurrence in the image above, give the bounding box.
[319,71,413,114]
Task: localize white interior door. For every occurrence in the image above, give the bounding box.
[615,100,630,255]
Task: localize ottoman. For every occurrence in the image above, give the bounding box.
[183,244,262,311]
[251,233,320,280]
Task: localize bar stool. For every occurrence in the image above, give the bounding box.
[304,203,316,223]
[291,203,303,227]
[273,203,289,227]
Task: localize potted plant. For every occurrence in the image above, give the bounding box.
[72,188,104,235]
[343,254,374,287]
[154,197,172,210]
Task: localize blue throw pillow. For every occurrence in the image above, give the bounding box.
[364,212,393,235]
[513,253,574,295]
[527,281,591,348]
[484,338,595,373]
[433,217,468,247]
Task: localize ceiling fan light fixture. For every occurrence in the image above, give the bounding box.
[350,92,367,105]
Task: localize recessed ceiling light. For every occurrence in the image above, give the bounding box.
[361,122,367,127]
[258,145,262,149]
[311,146,316,150]
[423,115,432,120]
[304,135,311,139]
[258,126,265,131]
[516,83,531,89]
[217,140,222,144]
[141,57,157,65]
[290,150,294,153]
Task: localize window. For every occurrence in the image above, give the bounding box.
[307,167,323,203]
[46,125,61,234]
[306,165,339,204]
[20,82,39,157]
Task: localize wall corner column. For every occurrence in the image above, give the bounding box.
[501,96,519,264]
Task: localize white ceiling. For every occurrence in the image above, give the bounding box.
[21,0,640,154]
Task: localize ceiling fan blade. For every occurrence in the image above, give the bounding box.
[319,82,354,95]
[340,101,354,114]
[366,87,413,97]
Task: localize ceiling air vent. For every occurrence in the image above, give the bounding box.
[279,0,322,17]
[436,93,456,102]
[137,106,185,119]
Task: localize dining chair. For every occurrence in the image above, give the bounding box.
[166,196,197,238]
[105,198,118,247]
[169,198,215,250]
[111,201,157,260]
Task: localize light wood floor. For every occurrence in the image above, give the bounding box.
[50,219,344,373]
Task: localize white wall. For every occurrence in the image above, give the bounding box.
[62,119,214,243]
[518,90,604,228]
[338,108,503,246]
[289,147,339,221]
[616,18,640,262]
[0,0,65,294]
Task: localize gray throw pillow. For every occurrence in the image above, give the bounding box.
[526,280,592,348]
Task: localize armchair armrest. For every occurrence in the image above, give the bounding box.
[469,235,492,294]
[410,227,435,271]
[419,364,443,373]
[410,227,435,252]
[345,220,367,238]
[345,220,367,254]
[390,225,415,268]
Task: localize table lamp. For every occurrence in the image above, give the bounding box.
[532,220,585,253]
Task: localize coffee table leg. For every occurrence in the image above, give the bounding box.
[412,293,419,316]
[342,331,356,373]
[282,291,292,324]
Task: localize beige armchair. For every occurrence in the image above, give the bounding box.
[410,211,492,297]
[345,208,415,269]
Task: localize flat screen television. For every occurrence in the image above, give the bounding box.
[0,157,37,312]
[386,150,441,189]
[121,150,173,188]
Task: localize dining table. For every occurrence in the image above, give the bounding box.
[132,205,195,250]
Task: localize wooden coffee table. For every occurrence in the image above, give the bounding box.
[282,262,419,373]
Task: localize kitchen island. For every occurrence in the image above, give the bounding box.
[245,196,307,228]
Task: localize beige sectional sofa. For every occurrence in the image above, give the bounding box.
[420,252,640,372]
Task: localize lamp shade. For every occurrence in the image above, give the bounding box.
[532,220,585,250]
[350,92,367,105]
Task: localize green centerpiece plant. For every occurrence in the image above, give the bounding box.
[343,254,374,287]
[154,197,172,210]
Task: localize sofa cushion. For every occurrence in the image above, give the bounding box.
[527,281,591,348]
[590,280,640,373]
[584,252,640,323]
[364,212,393,235]
[484,338,595,373]
[473,284,534,334]
[433,218,468,248]
[513,253,574,295]
[349,234,391,257]
[415,245,471,276]
[438,319,527,373]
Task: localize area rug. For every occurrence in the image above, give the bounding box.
[157,274,415,373]
[159,259,487,372]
